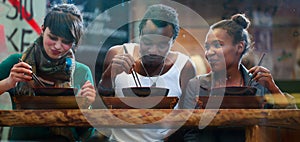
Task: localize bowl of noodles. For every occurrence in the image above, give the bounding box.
[122,87,169,97]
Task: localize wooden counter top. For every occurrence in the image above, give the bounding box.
[0,109,299,129]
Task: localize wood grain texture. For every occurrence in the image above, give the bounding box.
[246,125,300,142]
[0,109,299,129]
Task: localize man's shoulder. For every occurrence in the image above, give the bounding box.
[198,73,211,77]
[170,51,190,62]
[196,73,211,81]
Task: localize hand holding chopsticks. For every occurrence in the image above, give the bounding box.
[246,53,266,86]
[18,58,46,87]
[123,45,141,87]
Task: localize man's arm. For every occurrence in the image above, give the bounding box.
[97,46,121,96]
[178,59,196,108]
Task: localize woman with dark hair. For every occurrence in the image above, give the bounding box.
[0,4,95,141]
[182,13,296,142]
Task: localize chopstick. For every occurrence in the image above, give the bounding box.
[132,68,142,87]
[256,52,266,67]
[18,58,46,87]
[123,45,142,87]
[246,52,266,86]
[31,72,46,87]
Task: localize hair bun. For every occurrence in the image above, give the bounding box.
[231,14,250,29]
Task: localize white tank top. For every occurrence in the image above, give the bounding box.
[114,43,188,99]
[111,43,189,141]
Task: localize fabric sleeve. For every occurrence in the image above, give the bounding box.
[73,62,94,91]
[181,77,199,109]
[0,54,22,80]
[72,62,95,140]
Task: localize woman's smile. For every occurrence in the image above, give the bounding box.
[43,27,73,59]
[50,49,61,55]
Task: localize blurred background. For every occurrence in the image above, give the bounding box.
[1,0,300,140]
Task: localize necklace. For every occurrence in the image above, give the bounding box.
[140,60,165,87]
[226,75,244,86]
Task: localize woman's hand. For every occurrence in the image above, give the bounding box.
[7,62,32,88]
[111,53,135,77]
[78,80,96,106]
[248,66,279,93]
[248,66,290,107]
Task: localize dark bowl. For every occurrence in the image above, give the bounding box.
[13,96,88,109]
[33,87,78,96]
[197,96,265,109]
[122,87,169,97]
[211,86,257,96]
[102,96,179,109]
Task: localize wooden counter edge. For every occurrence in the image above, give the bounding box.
[0,109,299,129]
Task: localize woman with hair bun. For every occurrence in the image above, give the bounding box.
[181,13,296,142]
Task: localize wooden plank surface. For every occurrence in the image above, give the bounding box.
[246,125,300,142]
[0,109,299,129]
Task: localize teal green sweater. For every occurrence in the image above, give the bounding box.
[0,53,94,93]
[0,53,95,141]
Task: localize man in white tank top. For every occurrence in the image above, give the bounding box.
[97,4,196,142]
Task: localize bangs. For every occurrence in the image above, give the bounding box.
[44,12,75,42]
